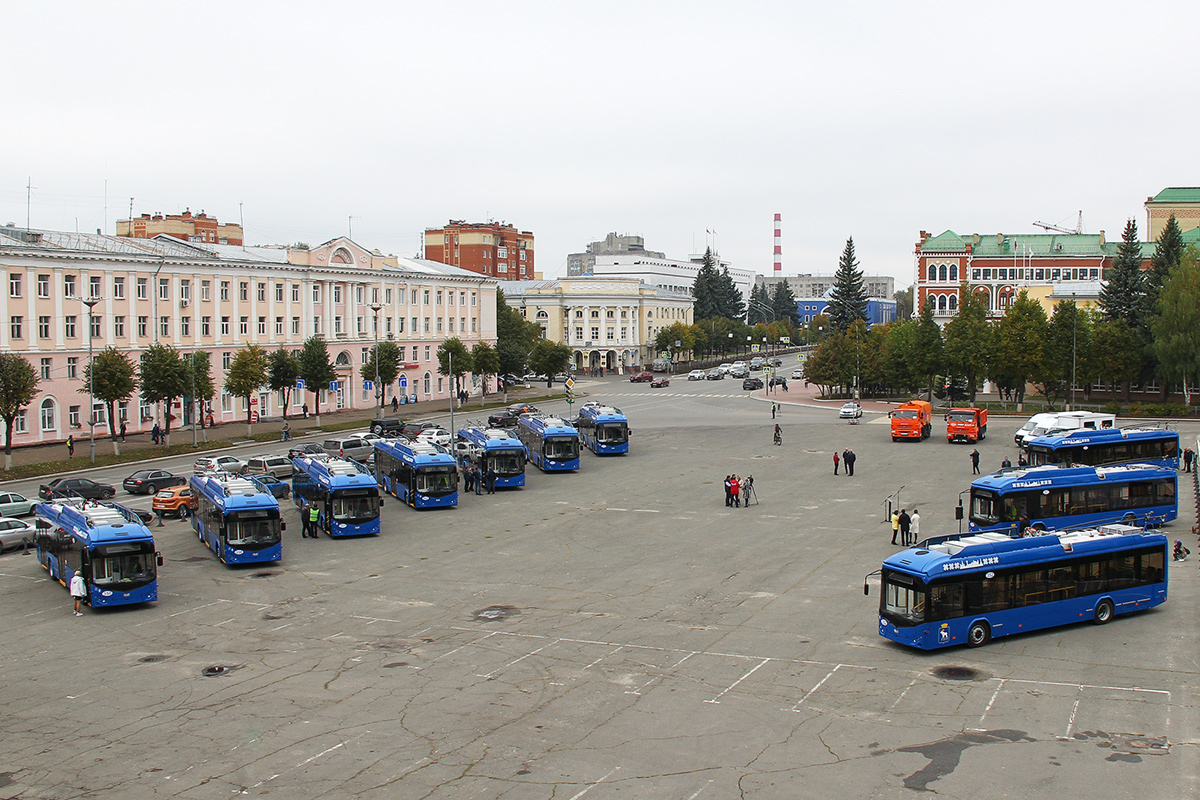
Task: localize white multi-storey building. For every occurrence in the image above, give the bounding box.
[587,253,755,307]
[0,227,497,446]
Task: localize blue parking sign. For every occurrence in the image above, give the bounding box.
[399,375,408,388]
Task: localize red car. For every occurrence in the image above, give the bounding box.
[650,377,670,388]
[629,372,654,383]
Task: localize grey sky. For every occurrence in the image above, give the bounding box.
[4,1,1196,289]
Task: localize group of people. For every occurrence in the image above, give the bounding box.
[832,448,856,475]
[300,500,322,537]
[463,463,498,495]
[723,474,753,507]
[890,507,921,546]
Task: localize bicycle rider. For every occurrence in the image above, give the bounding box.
[773,424,782,446]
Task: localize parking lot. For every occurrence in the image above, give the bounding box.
[1,380,1198,799]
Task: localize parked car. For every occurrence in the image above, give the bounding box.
[742,377,764,390]
[687,369,706,381]
[706,368,724,380]
[0,491,37,517]
[0,517,36,551]
[122,469,188,495]
[839,402,863,419]
[104,501,154,525]
[650,377,670,388]
[629,372,654,383]
[749,357,765,371]
[250,474,291,499]
[321,436,373,462]
[243,455,295,479]
[415,427,452,447]
[500,373,529,388]
[369,417,405,436]
[552,372,570,383]
[39,477,116,501]
[397,422,440,440]
[192,455,247,475]
[288,443,325,459]
[152,485,197,518]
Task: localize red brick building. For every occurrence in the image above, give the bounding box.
[116,210,243,245]
[424,220,534,280]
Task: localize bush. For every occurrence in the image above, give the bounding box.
[1102,402,1123,415]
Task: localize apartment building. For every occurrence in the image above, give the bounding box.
[423,220,535,280]
[0,227,497,446]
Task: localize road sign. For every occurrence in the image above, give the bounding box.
[763,367,773,375]
[781,336,791,344]
[751,344,761,353]
[329,381,339,392]
[363,380,373,391]
[565,378,575,390]
[398,375,408,388]
[296,379,305,391]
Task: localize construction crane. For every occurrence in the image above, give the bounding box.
[1033,211,1084,235]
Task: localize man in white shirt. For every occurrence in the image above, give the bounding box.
[69,572,86,616]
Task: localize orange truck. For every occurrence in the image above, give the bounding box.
[945,407,988,443]
[889,399,932,442]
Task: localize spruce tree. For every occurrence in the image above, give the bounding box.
[747,283,770,325]
[718,266,746,320]
[1099,218,1148,328]
[1148,214,1184,297]
[691,248,723,320]
[826,236,868,332]
[770,279,799,327]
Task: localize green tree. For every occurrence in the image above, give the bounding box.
[526,339,572,392]
[907,297,945,401]
[1148,214,1185,297]
[363,341,403,415]
[691,248,724,320]
[1100,218,1149,329]
[826,236,868,332]
[769,279,799,327]
[747,283,771,325]
[882,320,920,394]
[224,345,269,437]
[267,347,300,420]
[1149,249,1200,405]
[1037,300,1092,408]
[470,341,500,404]
[298,336,337,427]
[83,347,137,455]
[186,351,215,431]
[0,353,38,470]
[139,343,187,442]
[655,322,695,362]
[1090,318,1146,398]
[717,266,746,320]
[437,337,473,402]
[992,290,1048,406]
[496,289,541,376]
[893,286,913,322]
[941,287,992,403]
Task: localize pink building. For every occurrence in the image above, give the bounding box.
[0,227,498,446]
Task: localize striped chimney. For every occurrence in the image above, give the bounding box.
[773,213,782,273]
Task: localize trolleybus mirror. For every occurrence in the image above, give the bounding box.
[955,501,963,521]
[280,522,287,531]
[864,581,870,596]
[156,552,164,567]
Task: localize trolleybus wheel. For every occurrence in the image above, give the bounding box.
[966,621,990,647]
[1093,599,1114,625]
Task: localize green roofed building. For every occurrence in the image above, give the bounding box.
[1145,187,1200,241]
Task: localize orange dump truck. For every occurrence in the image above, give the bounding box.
[945,407,988,443]
[890,399,932,441]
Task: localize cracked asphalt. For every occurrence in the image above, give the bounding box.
[2,375,1198,799]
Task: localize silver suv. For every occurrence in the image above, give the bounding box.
[321,437,373,463]
[243,455,295,479]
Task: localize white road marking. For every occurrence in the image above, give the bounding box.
[566,766,620,800]
[705,658,772,704]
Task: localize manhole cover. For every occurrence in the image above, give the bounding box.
[252,571,275,578]
[1111,734,1169,755]
[474,605,519,622]
[138,655,169,663]
[201,665,230,677]
[932,665,985,681]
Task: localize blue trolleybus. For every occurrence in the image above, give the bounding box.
[875,524,1168,649]
[1026,427,1180,470]
[455,426,527,488]
[575,403,629,455]
[969,463,1177,535]
[372,439,458,508]
[516,415,581,472]
[190,473,285,563]
[34,498,162,608]
[292,456,383,534]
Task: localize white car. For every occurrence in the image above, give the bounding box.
[790,367,805,380]
[839,402,863,419]
[0,516,36,552]
[416,427,452,447]
[687,370,706,381]
[717,363,733,375]
[193,455,247,474]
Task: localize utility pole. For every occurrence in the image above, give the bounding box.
[81,297,101,464]
[370,303,382,417]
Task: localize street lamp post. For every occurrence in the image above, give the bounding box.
[369,303,382,417]
[80,297,101,464]
[1070,294,1077,411]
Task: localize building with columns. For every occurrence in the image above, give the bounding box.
[0,226,496,446]
[501,278,693,373]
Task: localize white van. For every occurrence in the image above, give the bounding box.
[1017,411,1116,447]
[1014,413,1056,446]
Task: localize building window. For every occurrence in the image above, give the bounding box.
[64,275,77,298]
[423,317,430,333]
[423,290,430,305]
[181,279,191,302]
[64,316,77,338]
[333,285,342,304]
[223,352,232,369]
[239,282,248,301]
[275,317,283,335]
[68,405,81,427]
[160,316,170,337]
[424,345,431,361]
[257,283,266,302]
[575,327,583,339]
[313,316,320,334]
[201,280,211,301]
[361,347,369,364]
[423,372,431,395]
[292,317,300,334]
[258,316,266,335]
[113,276,125,299]
[67,356,79,379]
[591,327,599,340]
[159,278,170,300]
[8,273,20,298]
[201,316,210,336]
[436,318,443,333]
[313,285,321,303]
[13,410,26,434]
[39,358,51,380]
[355,285,363,304]
[181,317,190,336]
[372,287,379,304]
[356,315,364,335]
[90,315,100,338]
[221,391,233,412]
[9,316,21,339]
[221,316,230,335]
[136,277,148,299]
[447,318,454,333]
[114,316,125,337]
[275,283,284,302]
[410,316,417,332]
[239,317,248,335]
[40,398,55,431]
[137,316,148,337]
[411,289,418,304]
[37,274,49,298]
[292,284,300,302]
[220,281,230,301]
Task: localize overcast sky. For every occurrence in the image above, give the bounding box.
[4,1,1197,289]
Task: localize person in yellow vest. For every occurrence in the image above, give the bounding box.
[307,502,321,538]
[891,510,901,546]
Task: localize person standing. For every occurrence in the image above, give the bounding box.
[485,467,497,494]
[743,475,754,507]
[474,466,484,495]
[301,502,312,537]
[307,502,321,538]
[970,449,980,475]
[392,395,399,413]
[833,451,840,475]
[842,449,850,476]
[724,475,733,507]
[891,510,901,545]
[898,509,911,547]
[845,449,856,476]
[1184,447,1194,473]
[281,421,291,442]
[302,403,309,419]
[69,571,86,616]
[1001,456,1012,469]
[464,465,474,495]
[119,420,127,442]
[730,475,741,508]
[773,424,782,446]
[772,403,777,420]
[910,508,921,544]
[151,423,160,445]
[67,435,75,459]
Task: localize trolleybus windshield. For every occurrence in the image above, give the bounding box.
[227,510,281,548]
[332,489,380,522]
[416,466,457,495]
[882,570,925,624]
[488,450,525,475]
[596,423,628,444]
[91,541,157,588]
[545,437,580,460]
